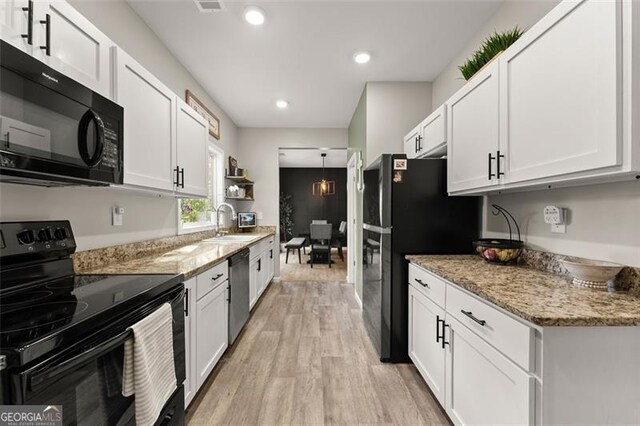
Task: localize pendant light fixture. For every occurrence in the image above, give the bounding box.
[312,153,335,196]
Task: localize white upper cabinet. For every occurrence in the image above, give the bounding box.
[403,124,421,159]
[418,105,447,157]
[176,98,208,198]
[500,0,621,185]
[113,47,177,192]
[1,0,34,54]
[404,105,448,159]
[447,60,501,193]
[33,1,113,98]
[447,0,639,195]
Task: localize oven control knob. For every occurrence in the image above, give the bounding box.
[17,230,35,245]
[37,229,53,243]
[54,228,68,240]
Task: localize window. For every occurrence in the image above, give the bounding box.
[178,142,225,233]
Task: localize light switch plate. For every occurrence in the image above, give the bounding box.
[551,223,566,234]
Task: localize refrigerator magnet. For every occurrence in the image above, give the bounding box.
[393,159,407,170]
[393,170,404,183]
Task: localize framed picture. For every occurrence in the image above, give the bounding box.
[228,156,238,176]
[185,90,220,140]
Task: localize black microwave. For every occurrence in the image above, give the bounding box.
[0,40,123,186]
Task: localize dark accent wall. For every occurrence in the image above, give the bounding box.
[279,167,347,239]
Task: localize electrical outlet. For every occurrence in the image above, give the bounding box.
[112,206,124,226]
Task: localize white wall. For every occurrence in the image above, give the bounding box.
[431,0,640,267]
[237,128,348,228]
[484,182,640,267]
[365,82,432,167]
[0,0,238,251]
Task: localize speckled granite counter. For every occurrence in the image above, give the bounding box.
[75,231,275,279]
[406,255,640,327]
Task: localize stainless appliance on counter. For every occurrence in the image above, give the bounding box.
[228,249,250,344]
[0,221,185,425]
[0,41,123,187]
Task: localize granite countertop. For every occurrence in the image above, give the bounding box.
[77,232,275,279]
[406,255,640,327]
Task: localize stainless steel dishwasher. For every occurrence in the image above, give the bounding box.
[228,249,250,344]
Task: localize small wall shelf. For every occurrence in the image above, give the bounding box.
[225,176,254,185]
[225,175,254,200]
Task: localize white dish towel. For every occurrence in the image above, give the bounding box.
[122,302,177,426]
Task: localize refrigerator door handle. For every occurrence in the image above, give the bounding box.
[362,223,392,234]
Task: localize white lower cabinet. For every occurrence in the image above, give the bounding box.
[408,285,446,406]
[183,261,229,406]
[445,316,533,426]
[195,277,228,390]
[249,256,259,309]
[250,238,275,310]
[408,262,640,425]
[183,278,196,407]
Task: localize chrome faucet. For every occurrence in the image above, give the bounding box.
[214,202,237,234]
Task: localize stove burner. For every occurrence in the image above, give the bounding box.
[1,290,54,306]
[1,301,89,333]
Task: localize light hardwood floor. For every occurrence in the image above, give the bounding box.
[186,279,450,425]
[279,250,348,283]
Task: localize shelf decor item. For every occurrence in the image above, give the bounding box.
[459,27,524,81]
[560,257,624,291]
[473,204,524,265]
[186,89,220,139]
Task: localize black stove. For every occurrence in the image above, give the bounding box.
[0,221,185,426]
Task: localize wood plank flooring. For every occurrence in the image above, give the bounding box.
[186,279,450,425]
[279,250,348,283]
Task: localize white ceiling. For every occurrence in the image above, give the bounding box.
[127,0,502,128]
[279,149,347,168]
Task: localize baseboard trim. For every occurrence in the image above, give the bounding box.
[354,287,363,309]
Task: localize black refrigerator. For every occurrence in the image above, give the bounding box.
[362,154,479,363]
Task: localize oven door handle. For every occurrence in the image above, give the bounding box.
[28,329,132,390]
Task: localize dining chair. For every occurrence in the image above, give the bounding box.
[332,221,347,261]
[309,223,332,268]
[311,220,328,224]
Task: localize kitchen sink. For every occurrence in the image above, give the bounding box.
[202,235,257,243]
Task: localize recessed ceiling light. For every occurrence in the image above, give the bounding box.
[353,51,371,64]
[276,100,289,109]
[244,6,265,26]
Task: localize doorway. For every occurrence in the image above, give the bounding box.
[278,148,348,282]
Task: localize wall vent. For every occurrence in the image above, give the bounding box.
[193,0,225,13]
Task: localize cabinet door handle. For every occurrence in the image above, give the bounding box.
[488,152,496,180]
[211,273,223,281]
[270,249,273,259]
[227,283,231,303]
[415,278,429,288]
[417,135,423,151]
[21,0,33,45]
[414,136,418,154]
[39,14,50,56]
[173,166,180,186]
[496,150,505,178]
[442,322,450,349]
[461,310,486,326]
[179,167,185,188]
[436,315,442,344]
[184,288,189,317]
[257,259,261,272]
